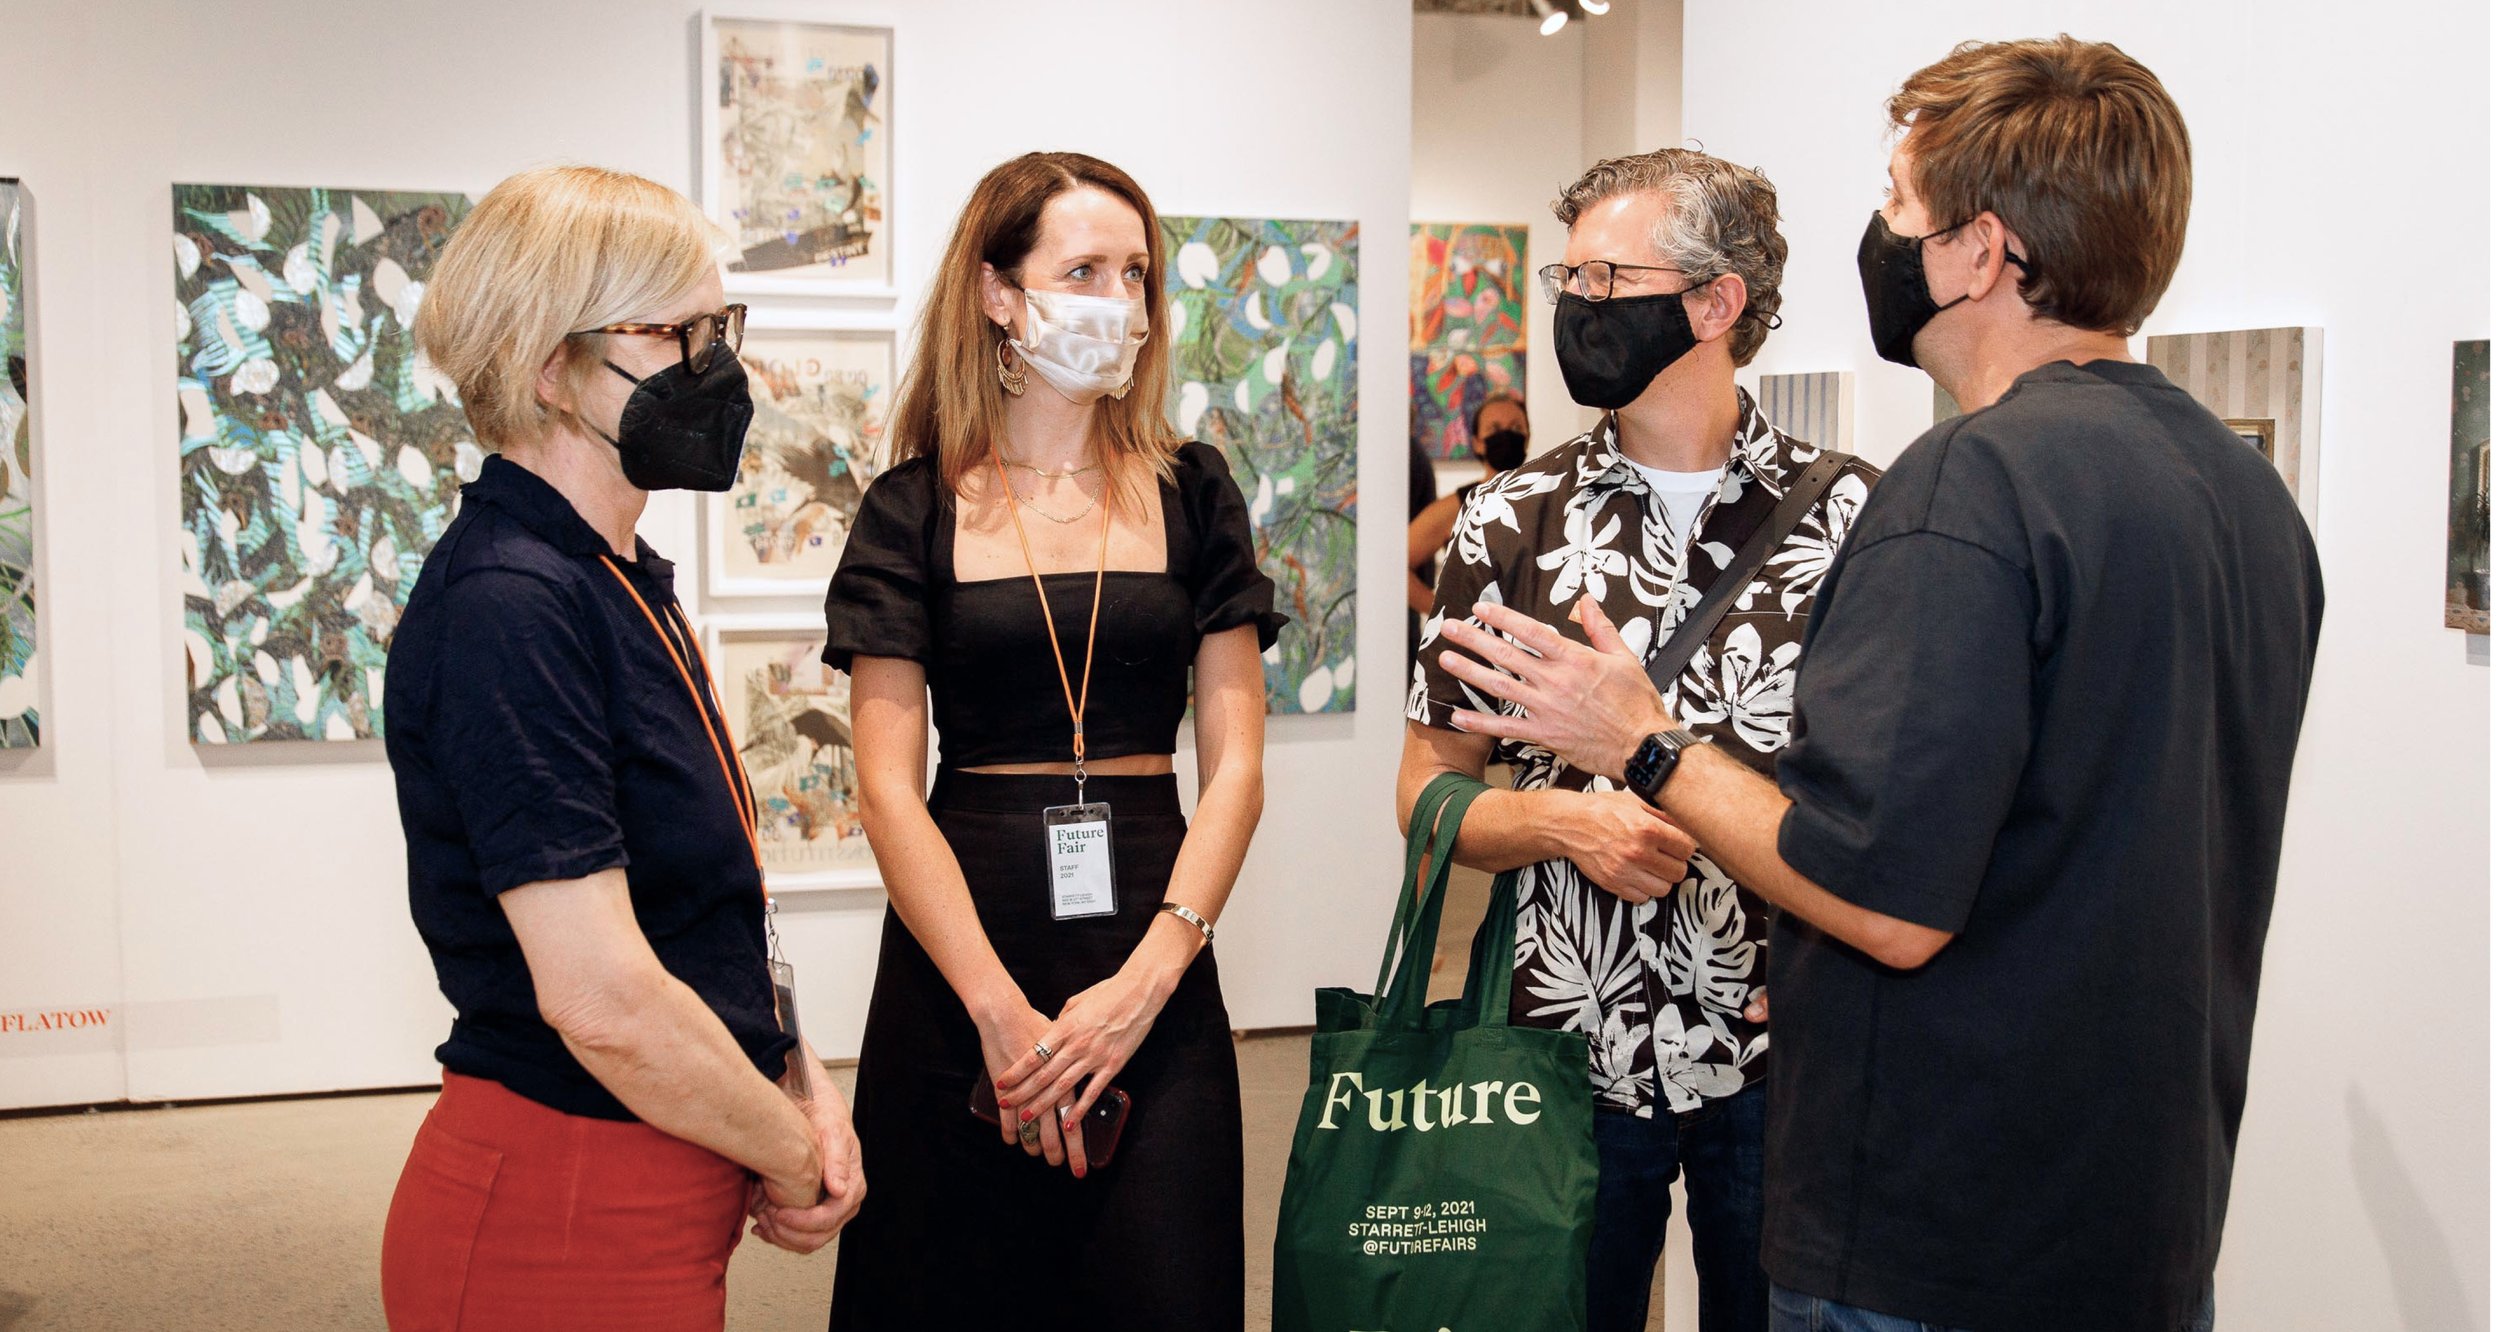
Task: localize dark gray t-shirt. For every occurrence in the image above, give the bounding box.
[1767,360,2324,1332]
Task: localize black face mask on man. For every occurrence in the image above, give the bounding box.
[1856,210,2034,368]
[590,352,754,493]
[1480,427,1529,471]
[1552,287,1705,412]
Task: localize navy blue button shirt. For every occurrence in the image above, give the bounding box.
[385,455,792,1120]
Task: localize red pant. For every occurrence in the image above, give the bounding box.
[380,1072,751,1331]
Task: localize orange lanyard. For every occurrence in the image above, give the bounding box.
[991,452,1112,797]
[597,556,764,879]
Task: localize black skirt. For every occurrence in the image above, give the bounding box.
[829,772,1246,1331]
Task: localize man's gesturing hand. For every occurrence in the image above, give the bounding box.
[1439,596,1673,782]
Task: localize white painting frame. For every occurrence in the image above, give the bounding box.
[703,613,884,899]
[698,4,901,301]
[704,309,897,600]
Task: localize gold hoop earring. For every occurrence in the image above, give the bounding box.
[995,336,1028,397]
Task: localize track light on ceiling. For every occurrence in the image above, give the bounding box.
[1579,0,1612,13]
[1531,0,1569,36]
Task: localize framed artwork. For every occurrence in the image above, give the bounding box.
[705,321,894,598]
[1164,215,1360,715]
[699,10,895,297]
[1755,371,1853,448]
[1409,223,1527,461]
[174,184,474,744]
[0,180,34,748]
[2448,340,2489,634]
[2222,418,2277,463]
[2146,326,2323,527]
[705,616,881,893]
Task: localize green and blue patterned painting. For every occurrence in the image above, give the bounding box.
[1162,216,1360,715]
[175,185,474,743]
[0,180,36,748]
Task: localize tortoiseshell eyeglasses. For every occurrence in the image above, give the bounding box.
[575,303,747,374]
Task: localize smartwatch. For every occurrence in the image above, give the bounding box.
[1625,727,1708,807]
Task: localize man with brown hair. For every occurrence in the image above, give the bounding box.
[1400,147,1879,1332]
[1429,37,2323,1332]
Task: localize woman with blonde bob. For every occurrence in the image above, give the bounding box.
[821,152,1282,1327]
[379,164,861,1330]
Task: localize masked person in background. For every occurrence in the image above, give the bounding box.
[1399,149,1881,1332]
[1405,390,1530,620]
[819,152,1284,1329]
[1432,38,2322,1332]
[380,165,862,1331]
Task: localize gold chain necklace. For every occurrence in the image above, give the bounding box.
[1003,468,1102,526]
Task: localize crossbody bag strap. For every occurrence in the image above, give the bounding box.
[1643,451,1854,695]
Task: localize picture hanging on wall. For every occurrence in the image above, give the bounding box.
[2145,326,2324,528]
[706,324,893,598]
[0,180,35,749]
[2447,339,2489,634]
[1164,215,1360,715]
[1409,222,1526,461]
[706,617,880,893]
[174,184,474,743]
[701,11,894,296]
[1755,371,1853,449]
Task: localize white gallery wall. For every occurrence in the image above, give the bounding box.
[1411,12,1594,474]
[0,0,1416,1110]
[1689,3,2490,1330]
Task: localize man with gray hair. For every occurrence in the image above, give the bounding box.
[1397,148,1881,1332]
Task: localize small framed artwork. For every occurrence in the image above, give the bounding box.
[2223,418,2276,462]
[699,7,897,298]
[2448,340,2489,634]
[704,317,895,599]
[704,616,882,896]
[2146,326,2324,529]
[1755,370,1853,448]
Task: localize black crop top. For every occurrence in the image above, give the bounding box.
[821,440,1288,769]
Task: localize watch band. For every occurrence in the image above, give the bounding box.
[1628,727,1707,806]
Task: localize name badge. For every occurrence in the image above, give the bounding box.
[770,957,812,1095]
[1044,802,1117,920]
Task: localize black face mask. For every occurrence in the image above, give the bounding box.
[1480,427,1529,471]
[1857,210,2032,368]
[1552,288,1702,411]
[593,351,754,493]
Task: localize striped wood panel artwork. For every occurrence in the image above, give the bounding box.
[1756,371,1853,450]
[2146,326,2323,524]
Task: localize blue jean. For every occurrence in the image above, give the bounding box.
[1768,1280,2217,1332]
[1587,1081,1769,1332]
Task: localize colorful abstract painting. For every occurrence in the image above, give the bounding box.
[708,16,891,289]
[708,329,891,596]
[1164,216,1360,715]
[174,185,474,743]
[0,181,34,748]
[1410,223,1527,461]
[2448,340,2489,633]
[711,622,877,888]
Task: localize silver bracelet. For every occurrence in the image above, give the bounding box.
[1158,902,1216,945]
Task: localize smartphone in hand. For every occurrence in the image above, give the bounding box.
[969,1078,1133,1168]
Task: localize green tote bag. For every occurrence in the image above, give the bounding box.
[1272,772,1597,1332]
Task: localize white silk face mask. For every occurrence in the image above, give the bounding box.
[1012,288,1149,403]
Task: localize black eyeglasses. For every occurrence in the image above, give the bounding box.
[1536,261,1701,304]
[576,303,748,374]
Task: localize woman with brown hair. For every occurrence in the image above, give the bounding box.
[820,152,1281,1327]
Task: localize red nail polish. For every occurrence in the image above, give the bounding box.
[1019,1109,1035,1122]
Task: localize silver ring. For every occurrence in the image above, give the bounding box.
[1032,1040,1056,1062]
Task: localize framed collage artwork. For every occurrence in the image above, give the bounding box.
[705,616,881,896]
